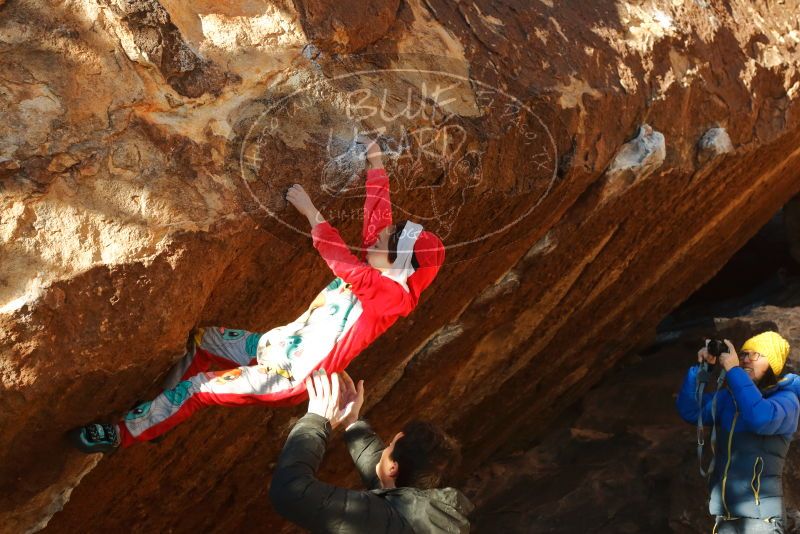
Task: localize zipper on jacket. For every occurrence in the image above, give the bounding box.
[751,456,764,506]
[721,392,738,519]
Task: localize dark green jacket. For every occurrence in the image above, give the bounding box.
[270,414,473,533]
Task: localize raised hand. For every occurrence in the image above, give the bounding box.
[305,370,340,423]
[698,340,716,365]
[357,135,384,170]
[719,339,739,371]
[286,184,324,228]
[333,371,365,430]
[305,370,365,430]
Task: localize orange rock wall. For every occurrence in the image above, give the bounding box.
[1,0,799,531]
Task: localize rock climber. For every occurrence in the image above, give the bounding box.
[676,331,800,534]
[269,369,472,533]
[69,137,445,453]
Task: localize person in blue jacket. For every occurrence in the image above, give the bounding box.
[676,331,799,534]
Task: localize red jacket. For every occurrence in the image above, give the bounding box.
[267,168,444,405]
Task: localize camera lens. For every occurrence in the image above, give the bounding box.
[707,339,727,357]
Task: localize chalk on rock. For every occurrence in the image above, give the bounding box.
[302,43,321,60]
[320,135,368,193]
[696,127,733,166]
[601,124,665,201]
[607,124,666,179]
[319,133,403,194]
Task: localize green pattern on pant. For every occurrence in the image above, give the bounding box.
[164,381,193,405]
[123,277,363,441]
[125,401,152,421]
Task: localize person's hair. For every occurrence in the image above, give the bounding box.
[758,367,781,390]
[388,220,420,269]
[390,420,460,489]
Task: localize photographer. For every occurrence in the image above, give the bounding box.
[269,370,472,533]
[676,332,800,533]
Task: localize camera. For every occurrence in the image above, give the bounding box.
[706,339,728,358]
[697,339,728,382]
[698,339,729,378]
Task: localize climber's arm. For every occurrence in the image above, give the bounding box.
[285,168,410,315]
[286,183,325,229]
[360,137,392,255]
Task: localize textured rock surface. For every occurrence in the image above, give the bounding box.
[292,0,402,54]
[601,123,666,203]
[788,195,800,265]
[697,126,734,166]
[1,0,800,531]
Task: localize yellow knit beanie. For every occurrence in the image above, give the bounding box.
[741,331,791,376]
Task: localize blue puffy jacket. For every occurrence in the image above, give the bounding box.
[676,365,800,519]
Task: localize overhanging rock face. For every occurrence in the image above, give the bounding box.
[1,0,800,531]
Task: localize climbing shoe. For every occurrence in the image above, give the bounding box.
[68,422,121,454]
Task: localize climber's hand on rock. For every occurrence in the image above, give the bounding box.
[357,135,384,170]
[286,184,324,228]
[286,184,314,215]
